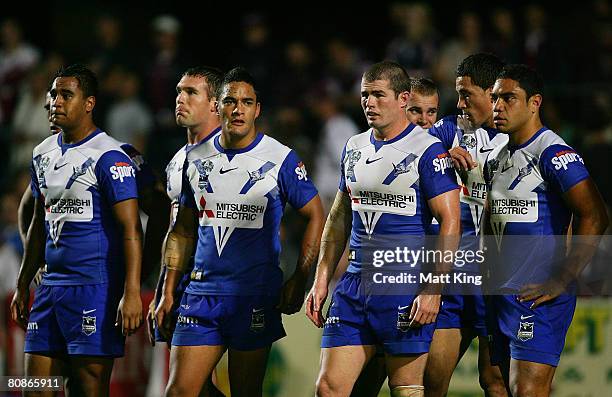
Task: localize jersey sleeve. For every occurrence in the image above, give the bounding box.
[418,142,460,200]
[428,115,458,150]
[338,144,347,192]
[179,157,197,208]
[120,143,157,192]
[30,158,41,199]
[95,150,139,205]
[278,150,319,209]
[539,144,590,193]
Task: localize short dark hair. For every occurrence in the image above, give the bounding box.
[54,64,98,98]
[410,77,438,96]
[182,66,223,100]
[456,53,505,90]
[221,67,258,99]
[496,64,544,100]
[363,61,411,96]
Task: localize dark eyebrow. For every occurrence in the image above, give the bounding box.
[493,91,515,99]
[58,88,75,95]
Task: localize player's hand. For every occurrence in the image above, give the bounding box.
[10,287,30,330]
[154,293,174,341]
[278,272,307,314]
[449,147,477,171]
[409,293,441,328]
[305,280,328,328]
[116,290,143,336]
[519,278,567,309]
[146,299,157,346]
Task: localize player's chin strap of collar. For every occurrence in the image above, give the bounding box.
[391,385,424,397]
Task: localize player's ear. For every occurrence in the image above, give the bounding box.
[214,100,220,115]
[255,102,261,119]
[528,94,542,113]
[209,97,217,113]
[85,96,96,113]
[399,90,410,108]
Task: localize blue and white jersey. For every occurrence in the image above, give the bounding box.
[429,115,508,238]
[340,124,459,273]
[30,129,138,286]
[165,127,221,226]
[484,127,590,290]
[181,133,318,296]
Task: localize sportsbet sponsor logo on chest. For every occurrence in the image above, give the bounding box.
[110,162,135,182]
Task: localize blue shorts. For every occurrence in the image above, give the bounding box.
[436,293,487,336]
[321,272,435,355]
[25,284,124,357]
[489,294,576,367]
[153,266,191,342]
[171,293,286,351]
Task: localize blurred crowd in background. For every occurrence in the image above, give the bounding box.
[0,1,610,292]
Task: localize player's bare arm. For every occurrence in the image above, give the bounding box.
[279,194,325,314]
[113,197,144,336]
[306,190,352,327]
[410,188,460,327]
[519,178,608,307]
[17,186,34,246]
[11,196,46,330]
[155,203,197,339]
[139,182,171,280]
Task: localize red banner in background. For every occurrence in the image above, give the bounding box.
[2,290,168,397]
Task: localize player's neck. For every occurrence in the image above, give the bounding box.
[61,123,97,145]
[510,119,544,147]
[220,129,257,150]
[186,121,219,145]
[373,119,409,141]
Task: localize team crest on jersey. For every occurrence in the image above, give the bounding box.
[66,157,95,189]
[241,161,276,194]
[508,158,538,190]
[249,169,264,183]
[459,133,477,149]
[393,153,418,176]
[517,321,534,341]
[345,149,361,181]
[250,308,265,333]
[382,153,418,185]
[82,315,96,335]
[193,159,214,191]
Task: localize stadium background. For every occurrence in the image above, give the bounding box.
[0,1,610,395]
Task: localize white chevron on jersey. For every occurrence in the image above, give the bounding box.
[185,135,291,256]
[485,129,565,241]
[432,115,509,235]
[344,125,435,235]
[33,133,126,241]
